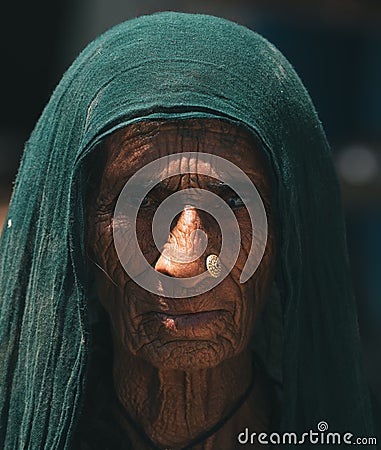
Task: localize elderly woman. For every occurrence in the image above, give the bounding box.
[0,12,375,450]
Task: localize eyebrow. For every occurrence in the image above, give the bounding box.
[123,175,267,200]
[205,180,256,194]
[205,182,234,195]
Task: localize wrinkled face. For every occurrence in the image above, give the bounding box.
[87,118,275,370]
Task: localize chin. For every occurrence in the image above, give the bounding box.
[137,339,237,370]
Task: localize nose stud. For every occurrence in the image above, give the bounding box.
[206,254,222,278]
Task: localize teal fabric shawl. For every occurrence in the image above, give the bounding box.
[0,11,375,448]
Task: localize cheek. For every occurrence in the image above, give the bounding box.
[95,212,158,281]
[234,206,274,293]
[88,214,159,331]
[89,216,119,274]
[87,214,132,318]
[229,208,275,337]
[233,209,253,270]
[135,213,160,264]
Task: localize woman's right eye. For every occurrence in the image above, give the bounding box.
[140,195,157,208]
[128,195,157,208]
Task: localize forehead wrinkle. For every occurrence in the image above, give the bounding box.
[114,120,255,168]
[154,152,218,184]
[95,119,270,200]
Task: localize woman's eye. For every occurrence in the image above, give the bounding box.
[128,195,157,208]
[140,195,157,208]
[227,195,245,209]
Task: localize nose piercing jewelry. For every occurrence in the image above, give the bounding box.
[206,254,222,278]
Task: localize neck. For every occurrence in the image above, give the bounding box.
[112,348,275,449]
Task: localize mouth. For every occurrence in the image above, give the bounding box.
[155,309,226,331]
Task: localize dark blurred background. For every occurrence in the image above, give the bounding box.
[0,0,380,431]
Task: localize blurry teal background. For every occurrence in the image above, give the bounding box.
[1,0,380,430]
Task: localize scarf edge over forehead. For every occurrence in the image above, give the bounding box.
[0,11,375,448]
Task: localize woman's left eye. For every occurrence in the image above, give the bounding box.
[227,195,245,209]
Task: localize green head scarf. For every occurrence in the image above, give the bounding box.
[0,11,375,448]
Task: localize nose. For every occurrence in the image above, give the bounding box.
[154,207,206,278]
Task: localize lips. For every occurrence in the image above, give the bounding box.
[155,309,226,331]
